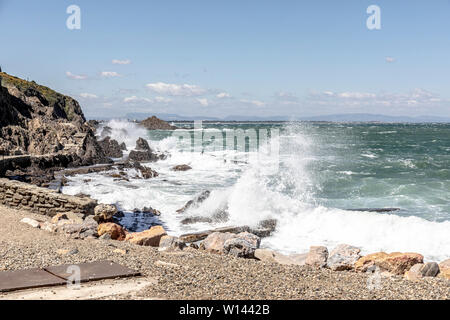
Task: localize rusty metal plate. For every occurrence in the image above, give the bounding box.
[0,268,66,293]
[44,261,140,283]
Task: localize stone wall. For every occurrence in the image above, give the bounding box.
[0,178,96,217]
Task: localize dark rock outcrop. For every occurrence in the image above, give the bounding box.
[139,116,177,130]
[172,164,192,171]
[0,72,109,166]
[176,190,211,214]
[98,136,123,158]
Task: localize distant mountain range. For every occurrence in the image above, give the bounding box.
[119,112,450,123]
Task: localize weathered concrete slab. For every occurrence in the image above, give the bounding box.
[0,268,66,293]
[45,261,140,283]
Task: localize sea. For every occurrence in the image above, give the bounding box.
[62,120,450,262]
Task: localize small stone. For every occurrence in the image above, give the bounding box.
[20,218,40,228]
[113,248,128,255]
[421,262,440,277]
[172,164,192,171]
[305,246,329,268]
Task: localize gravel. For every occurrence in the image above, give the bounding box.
[0,205,449,300]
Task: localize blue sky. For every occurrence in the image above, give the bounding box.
[1,0,450,119]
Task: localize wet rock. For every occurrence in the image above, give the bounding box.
[327,244,362,271]
[305,246,329,268]
[158,235,186,252]
[172,164,192,171]
[176,190,211,214]
[128,150,158,162]
[355,252,424,275]
[94,204,118,222]
[98,136,123,158]
[136,137,150,150]
[97,222,126,241]
[119,142,127,150]
[125,225,166,246]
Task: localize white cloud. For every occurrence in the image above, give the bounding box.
[123,96,152,104]
[385,56,396,63]
[101,71,121,78]
[308,89,446,109]
[155,96,172,103]
[217,92,231,98]
[197,98,209,107]
[112,59,131,65]
[66,71,87,80]
[146,82,206,96]
[240,99,265,107]
[79,93,98,99]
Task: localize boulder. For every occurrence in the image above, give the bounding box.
[97,222,126,241]
[40,221,58,233]
[223,232,261,258]
[125,225,166,246]
[98,136,123,158]
[20,217,40,228]
[202,232,237,254]
[94,204,117,222]
[58,216,99,239]
[327,244,361,271]
[158,235,186,252]
[305,246,329,268]
[179,226,250,243]
[355,252,424,275]
[405,262,440,280]
[172,164,192,171]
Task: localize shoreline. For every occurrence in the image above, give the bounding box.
[0,204,449,300]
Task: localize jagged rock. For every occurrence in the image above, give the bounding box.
[97,222,126,241]
[176,190,211,214]
[172,164,192,171]
[100,126,112,139]
[0,72,110,165]
[139,116,177,130]
[98,136,123,158]
[128,150,157,162]
[119,142,127,150]
[327,244,361,271]
[94,204,118,222]
[136,137,150,150]
[305,246,329,268]
[116,161,159,179]
[355,252,424,275]
[125,225,166,246]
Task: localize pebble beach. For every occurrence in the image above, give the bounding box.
[1,205,448,300]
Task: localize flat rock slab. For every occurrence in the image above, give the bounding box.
[45,261,140,283]
[0,261,140,293]
[0,268,66,293]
